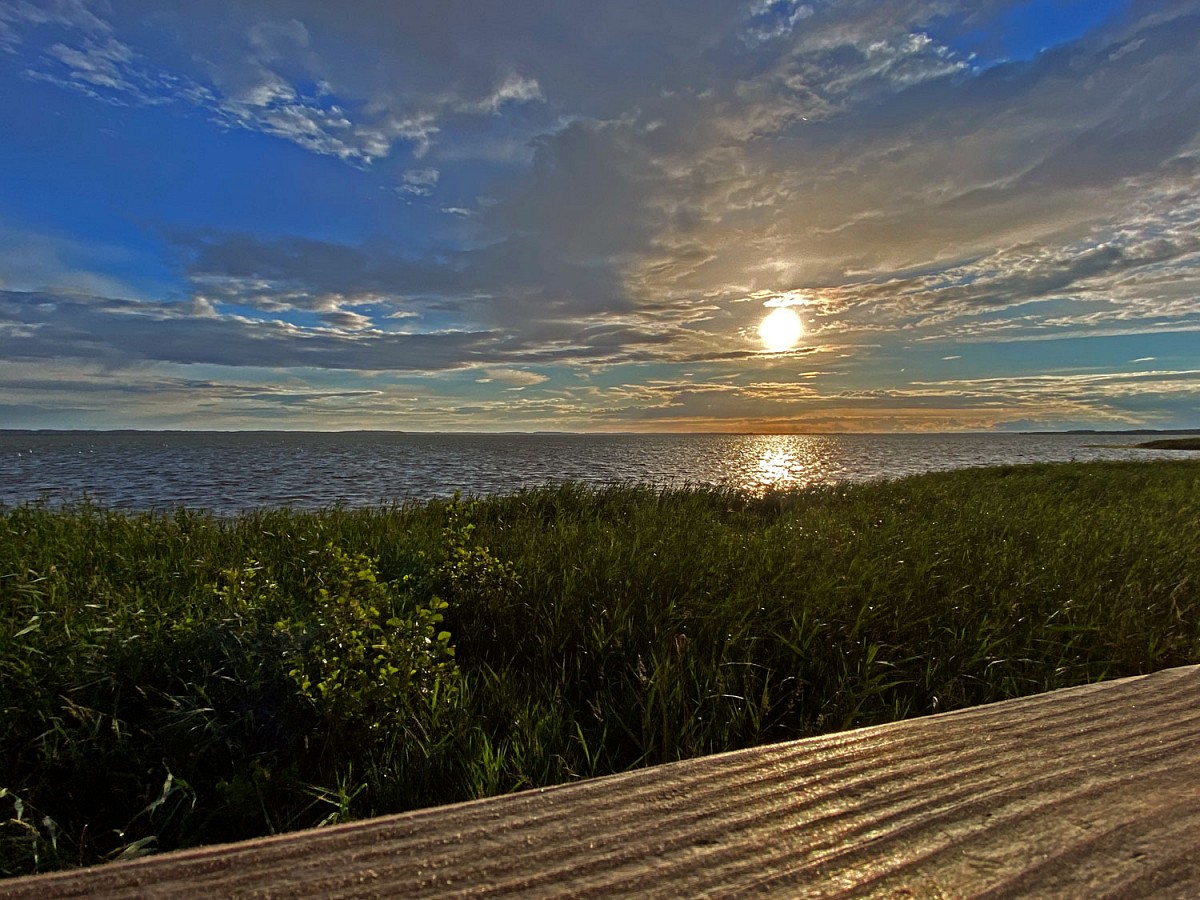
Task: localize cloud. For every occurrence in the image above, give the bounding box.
[4,2,550,165]
[743,0,816,45]
[124,1,1200,368]
[0,0,110,51]
[812,216,1200,339]
[320,309,373,330]
[396,167,440,197]
[574,368,1152,431]
[0,287,686,374]
[627,6,1200,307]
[44,36,134,91]
[0,228,154,297]
[458,71,544,114]
[475,368,550,387]
[0,289,486,371]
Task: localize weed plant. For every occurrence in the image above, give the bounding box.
[2,460,1199,876]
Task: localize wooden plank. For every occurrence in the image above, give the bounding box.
[4,665,1199,898]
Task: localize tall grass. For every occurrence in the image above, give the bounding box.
[2,460,1199,876]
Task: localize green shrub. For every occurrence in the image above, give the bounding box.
[279,544,461,738]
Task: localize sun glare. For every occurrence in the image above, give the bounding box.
[758,307,803,352]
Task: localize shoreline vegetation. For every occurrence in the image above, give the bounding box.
[1136,437,1200,450]
[3,460,1199,878]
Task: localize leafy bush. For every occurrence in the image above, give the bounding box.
[279,544,460,738]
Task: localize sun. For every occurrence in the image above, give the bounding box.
[758,307,803,352]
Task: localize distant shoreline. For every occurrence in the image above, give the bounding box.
[2,427,1199,437]
[1063,428,1200,436]
[1136,437,1200,450]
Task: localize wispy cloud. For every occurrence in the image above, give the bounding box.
[396,167,440,197]
[0,0,109,51]
[3,2,546,165]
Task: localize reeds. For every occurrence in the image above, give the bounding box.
[2,460,1198,876]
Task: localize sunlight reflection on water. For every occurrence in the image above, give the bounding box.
[736,435,833,492]
[0,431,1193,513]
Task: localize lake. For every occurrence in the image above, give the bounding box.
[0,430,1192,514]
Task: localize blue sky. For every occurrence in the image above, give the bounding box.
[1,0,1198,432]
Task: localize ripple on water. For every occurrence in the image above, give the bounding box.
[0,431,1193,513]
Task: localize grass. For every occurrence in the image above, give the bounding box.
[1137,437,1200,450]
[2,460,1199,877]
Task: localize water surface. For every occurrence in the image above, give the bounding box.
[0,431,1192,514]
